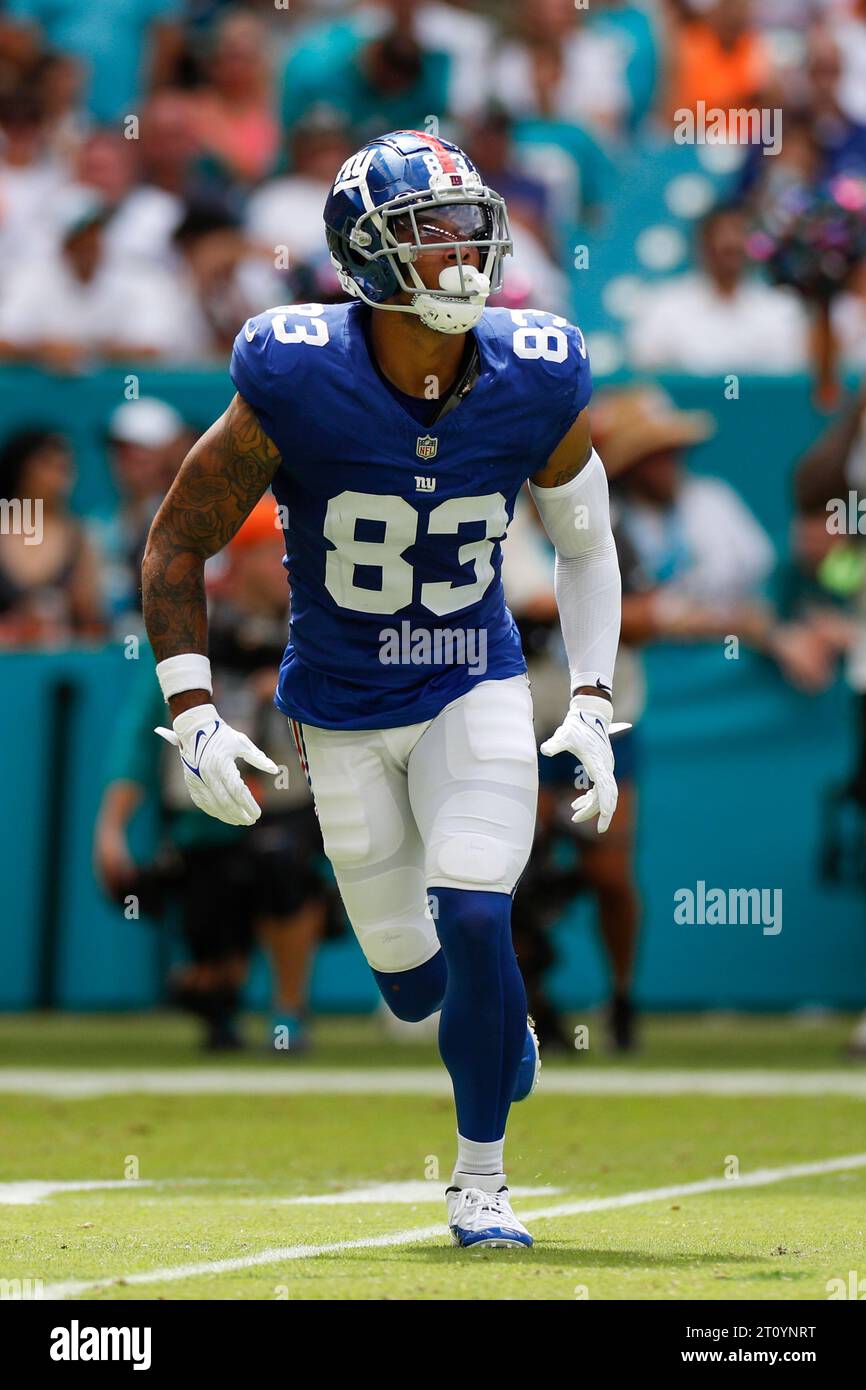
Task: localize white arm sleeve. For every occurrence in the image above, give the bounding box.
[528,449,622,692]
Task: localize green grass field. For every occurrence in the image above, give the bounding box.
[2,1012,866,1301]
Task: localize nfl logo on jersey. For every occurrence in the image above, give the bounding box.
[416,434,438,461]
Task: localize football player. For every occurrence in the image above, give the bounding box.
[142,130,623,1250]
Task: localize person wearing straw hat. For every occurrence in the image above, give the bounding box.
[519,384,781,1051]
[598,384,775,623]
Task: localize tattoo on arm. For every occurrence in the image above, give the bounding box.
[539,448,593,489]
[530,407,593,488]
[142,393,281,662]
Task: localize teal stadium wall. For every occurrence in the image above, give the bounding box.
[0,366,863,1011]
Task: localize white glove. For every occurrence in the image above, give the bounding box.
[540,694,631,834]
[155,703,279,827]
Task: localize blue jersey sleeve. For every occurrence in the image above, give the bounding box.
[230,312,286,448]
[556,320,592,441]
[508,312,592,470]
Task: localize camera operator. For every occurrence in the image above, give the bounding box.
[94,499,336,1052]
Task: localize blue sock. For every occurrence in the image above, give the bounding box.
[372,950,447,1022]
[432,887,527,1143]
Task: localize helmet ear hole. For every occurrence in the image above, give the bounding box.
[329,251,361,299]
[327,225,400,302]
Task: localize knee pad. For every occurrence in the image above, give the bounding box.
[422,679,538,893]
[429,829,512,890]
[340,866,440,973]
[427,795,535,893]
[362,917,440,973]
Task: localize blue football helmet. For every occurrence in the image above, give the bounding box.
[323,129,512,334]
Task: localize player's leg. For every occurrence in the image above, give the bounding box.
[407,673,539,1248]
[250,807,328,1053]
[292,718,446,1022]
[171,843,254,1051]
[575,742,641,1051]
[258,901,324,1051]
[292,720,540,1072]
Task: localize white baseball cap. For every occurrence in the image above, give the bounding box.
[108,398,185,449]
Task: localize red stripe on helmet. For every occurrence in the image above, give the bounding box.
[401,129,458,173]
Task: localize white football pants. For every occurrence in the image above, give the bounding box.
[290,674,539,973]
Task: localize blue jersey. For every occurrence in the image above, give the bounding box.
[230,300,591,730]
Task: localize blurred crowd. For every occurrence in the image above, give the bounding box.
[0,0,863,370]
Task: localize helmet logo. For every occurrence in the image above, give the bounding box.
[333,148,375,196]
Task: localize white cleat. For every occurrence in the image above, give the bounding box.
[446,1185,534,1249]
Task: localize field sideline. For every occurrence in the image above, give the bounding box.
[2,1013,865,1301]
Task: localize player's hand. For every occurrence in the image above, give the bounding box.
[154,703,279,826]
[540,695,631,834]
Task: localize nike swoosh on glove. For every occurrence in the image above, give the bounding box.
[155,703,279,827]
[540,695,631,834]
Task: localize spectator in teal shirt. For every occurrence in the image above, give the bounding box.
[586,1,661,133]
[4,0,183,123]
[281,8,449,146]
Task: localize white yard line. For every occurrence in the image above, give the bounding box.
[3,1067,866,1099]
[40,1151,866,1300]
[0,1180,154,1206]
